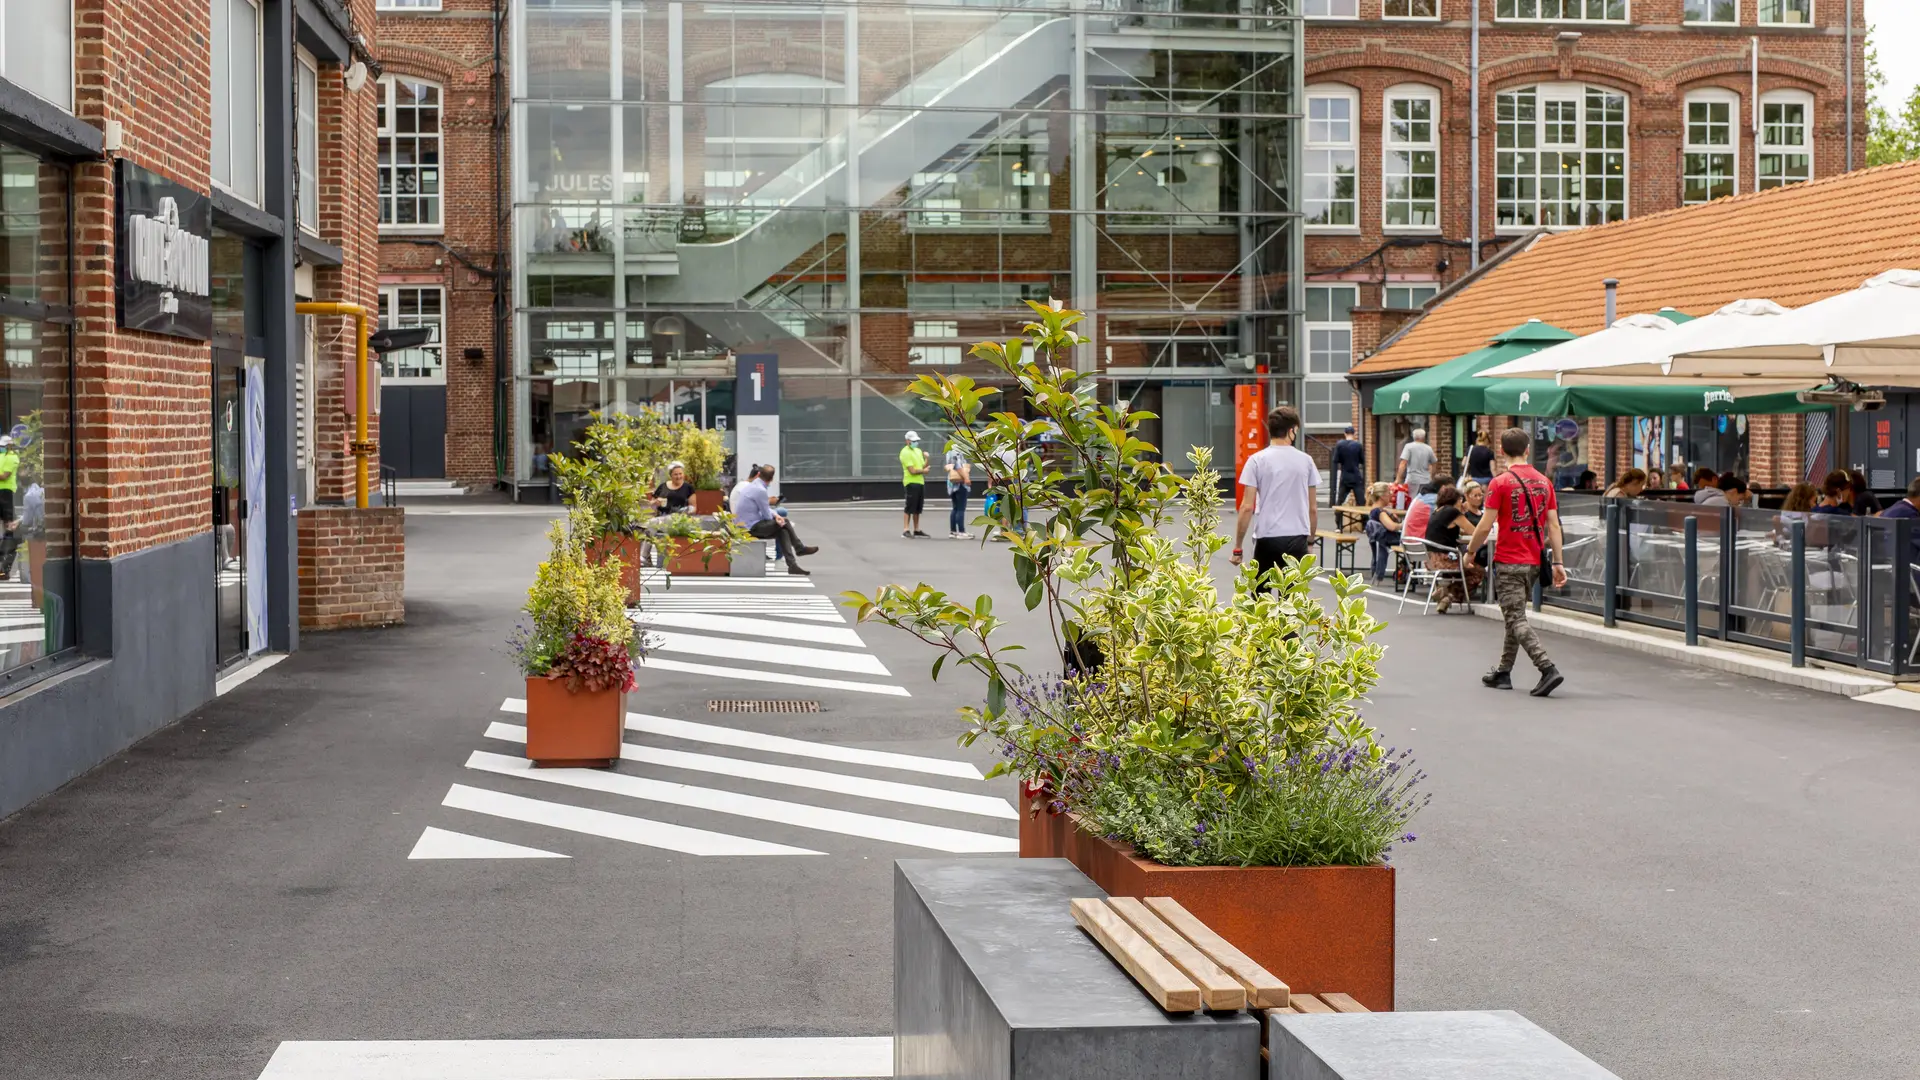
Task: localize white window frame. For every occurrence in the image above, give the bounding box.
[1683,0,1738,25]
[378,75,444,233]
[909,320,965,367]
[1383,284,1439,310]
[1757,0,1813,25]
[1304,284,1358,433]
[1494,0,1628,22]
[1681,88,1738,205]
[1383,0,1442,17]
[1494,82,1629,233]
[1757,89,1814,190]
[376,0,443,9]
[210,0,264,205]
[1305,85,1359,233]
[296,48,320,233]
[1382,84,1440,233]
[0,0,76,111]
[377,285,447,384]
[1301,0,1359,17]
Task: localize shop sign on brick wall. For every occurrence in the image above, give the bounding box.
[115,160,213,341]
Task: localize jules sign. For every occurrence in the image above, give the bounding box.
[116,160,212,340]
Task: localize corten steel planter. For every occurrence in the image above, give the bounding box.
[692,489,724,515]
[523,676,624,768]
[663,535,731,576]
[1020,810,1396,1011]
[586,533,648,604]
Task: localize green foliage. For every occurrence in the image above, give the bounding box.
[1867,32,1920,167]
[552,411,680,534]
[512,506,640,679]
[651,508,754,572]
[675,423,728,490]
[15,410,42,486]
[842,302,1415,867]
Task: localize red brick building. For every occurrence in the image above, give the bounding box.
[371,0,506,486]
[0,0,388,818]
[1304,0,1869,485]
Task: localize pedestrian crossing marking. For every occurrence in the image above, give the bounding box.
[441,783,822,857]
[636,605,848,624]
[484,721,1015,820]
[255,1036,893,1079]
[647,629,891,675]
[407,826,567,860]
[499,699,981,778]
[657,577,818,589]
[634,610,867,647]
[645,657,910,696]
[465,750,1017,854]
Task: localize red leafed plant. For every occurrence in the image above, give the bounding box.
[544,631,639,694]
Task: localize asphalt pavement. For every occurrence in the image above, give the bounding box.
[0,500,1916,1079]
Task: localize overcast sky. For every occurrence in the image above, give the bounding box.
[1869,0,1920,110]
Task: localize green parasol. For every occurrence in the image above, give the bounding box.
[1370,320,1576,416]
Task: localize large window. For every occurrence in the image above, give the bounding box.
[909,117,1049,229]
[1302,0,1359,15]
[1101,102,1226,228]
[378,287,446,381]
[378,77,443,229]
[0,0,74,110]
[1304,285,1356,431]
[1495,85,1627,229]
[1682,90,1737,205]
[0,141,78,679]
[378,0,442,8]
[1758,91,1813,189]
[1684,0,1738,23]
[1758,0,1812,25]
[702,73,841,232]
[1305,87,1358,229]
[1383,86,1439,231]
[1384,284,1438,310]
[210,0,262,204]
[1385,0,1441,16]
[1496,0,1626,18]
[296,51,319,232]
[908,321,964,367]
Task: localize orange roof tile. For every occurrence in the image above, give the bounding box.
[1352,162,1920,377]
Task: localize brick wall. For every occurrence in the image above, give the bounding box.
[297,506,406,629]
[376,0,503,486]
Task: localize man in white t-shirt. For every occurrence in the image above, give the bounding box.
[1231,405,1322,589]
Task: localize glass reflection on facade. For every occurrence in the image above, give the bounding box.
[512,0,1302,481]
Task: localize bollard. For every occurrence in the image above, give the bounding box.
[1790,521,1807,668]
[1683,515,1699,647]
[1602,501,1619,627]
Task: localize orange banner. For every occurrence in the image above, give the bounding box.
[1233,383,1266,506]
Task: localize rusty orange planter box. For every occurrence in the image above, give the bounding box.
[524,676,624,768]
[586,533,648,604]
[1020,810,1395,1011]
[692,489,724,515]
[663,535,731,576]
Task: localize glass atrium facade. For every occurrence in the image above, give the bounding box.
[512,0,1302,482]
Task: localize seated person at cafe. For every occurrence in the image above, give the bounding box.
[1692,468,1727,505]
[1848,469,1883,516]
[1878,478,1920,560]
[1604,468,1648,500]
[1814,470,1855,514]
[1401,474,1454,542]
[1422,485,1484,614]
[1363,482,1404,583]
[1779,483,1818,524]
[1717,472,1750,508]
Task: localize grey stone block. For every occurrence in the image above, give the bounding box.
[1270,1010,1622,1080]
[894,858,1260,1080]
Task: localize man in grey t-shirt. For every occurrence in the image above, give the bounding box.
[1396,428,1436,490]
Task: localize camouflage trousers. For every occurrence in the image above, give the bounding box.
[1493,563,1553,673]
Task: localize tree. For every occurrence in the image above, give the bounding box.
[1867,31,1920,166]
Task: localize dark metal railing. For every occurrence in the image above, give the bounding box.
[1539,495,1917,676]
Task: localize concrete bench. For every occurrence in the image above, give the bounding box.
[1269,1009,1621,1080]
[895,858,1260,1080]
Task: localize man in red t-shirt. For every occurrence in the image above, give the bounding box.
[1466,428,1568,697]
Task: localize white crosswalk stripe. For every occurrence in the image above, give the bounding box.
[256,1036,894,1079]
[646,629,891,675]
[645,657,911,696]
[442,783,823,856]
[633,612,867,645]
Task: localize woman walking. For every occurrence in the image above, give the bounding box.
[945,439,974,539]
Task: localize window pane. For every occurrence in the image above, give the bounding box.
[381,288,446,380]
[297,61,319,229]
[227,0,260,202]
[525,4,612,99]
[210,0,231,190]
[5,0,74,110]
[380,78,443,227]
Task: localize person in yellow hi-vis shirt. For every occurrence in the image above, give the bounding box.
[899,430,930,538]
[0,435,19,579]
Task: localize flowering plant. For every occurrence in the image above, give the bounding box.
[844,301,1423,867]
[511,506,651,689]
[552,410,680,535]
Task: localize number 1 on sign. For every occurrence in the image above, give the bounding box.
[751,369,763,402]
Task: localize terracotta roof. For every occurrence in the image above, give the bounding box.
[1352,162,1920,377]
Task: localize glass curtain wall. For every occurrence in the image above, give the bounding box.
[512,0,1301,481]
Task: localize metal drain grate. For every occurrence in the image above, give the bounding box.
[708,699,822,713]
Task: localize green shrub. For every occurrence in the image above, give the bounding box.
[511,507,647,689]
[844,301,1424,867]
[552,411,679,534]
[675,424,728,490]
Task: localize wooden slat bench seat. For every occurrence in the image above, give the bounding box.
[1314,530,1363,575]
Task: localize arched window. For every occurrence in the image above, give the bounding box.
[377,76,443,229]
[1495,83,1627,229]
[1304,84,1359,230]
[1383,84,1440,230]
[1682,88,1738,205]
[1758,89,1814,190]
